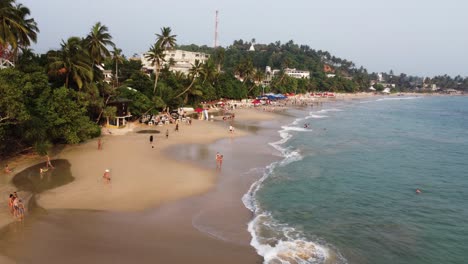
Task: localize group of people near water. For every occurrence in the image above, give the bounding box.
[8,192,26,221]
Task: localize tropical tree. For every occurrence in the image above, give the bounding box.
[144,43,165,94]
[111,47,123,86]
[156,27,177,50]
[84,22,114,66]
[248,68,265,94]
[201,59,217,85]
[47,37,93,89]
[175,59,203,101]
[0,0,39,62]
[212,47,225,72]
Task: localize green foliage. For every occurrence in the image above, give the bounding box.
[39,86,99,144]
[373,83,385,92]
[123,71,153,98]
[117,87,155,116]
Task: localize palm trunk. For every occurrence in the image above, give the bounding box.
[153,63,160,95]
[248,84,257,94]
[95,95,113,124]
[175,78,196,98]
[65,73,70,88]
[115,61,118,87]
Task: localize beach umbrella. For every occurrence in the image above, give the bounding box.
[195,108,203,113]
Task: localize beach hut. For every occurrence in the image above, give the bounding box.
[107,98,132,127]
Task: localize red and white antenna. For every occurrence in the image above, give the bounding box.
[214,10,219,48]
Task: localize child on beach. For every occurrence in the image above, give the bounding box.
[229,125,234,133]
[175,123,179,132]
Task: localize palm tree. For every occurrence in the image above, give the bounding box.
[47,37,93,89]
[111,47,123,87]
[212,47,225,72]
[0,0,38,62]
[156,27,177,50]
[145,43,165,94]
[175,59,202,99]
[248,68,265,94]
[84,22,114,66]
[201,60,217,85]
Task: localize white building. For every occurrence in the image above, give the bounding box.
[378,73,384,82]
[266,66,310,79]
[141,49,210,75]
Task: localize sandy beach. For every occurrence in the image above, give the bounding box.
[0,93,415,263]
[0,106,286,263]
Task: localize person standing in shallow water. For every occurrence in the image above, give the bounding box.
[45,154,54,169]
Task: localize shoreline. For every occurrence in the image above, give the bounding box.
[0,93,401,263]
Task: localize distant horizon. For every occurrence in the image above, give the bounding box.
[20,0,468,78]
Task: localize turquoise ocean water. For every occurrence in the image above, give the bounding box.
[243,96,468,264]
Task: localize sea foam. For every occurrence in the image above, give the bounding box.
[242,114,341,264]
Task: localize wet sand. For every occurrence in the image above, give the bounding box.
[0,108,290,263]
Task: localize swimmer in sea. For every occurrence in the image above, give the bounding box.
[416,189,421,194]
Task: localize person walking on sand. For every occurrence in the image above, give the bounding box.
[103,169,111,184]
[150,135,154,145]
[215,152,221,168]
[229,125,234,133]
[219,155,224,169]
[175,123,179,132]
[166,129,169,139]
[98,137,102,150]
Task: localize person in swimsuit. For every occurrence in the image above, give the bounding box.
[8,194,14,215]
[219,155,224,168]
[45,155,54,169]
[103,169,111,184]
[17,199,25,220]
[12,197,19,218]
[215,152,221,168]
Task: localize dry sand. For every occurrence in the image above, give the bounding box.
[36,109,278,212]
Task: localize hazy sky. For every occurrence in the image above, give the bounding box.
[20,0,467,77]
